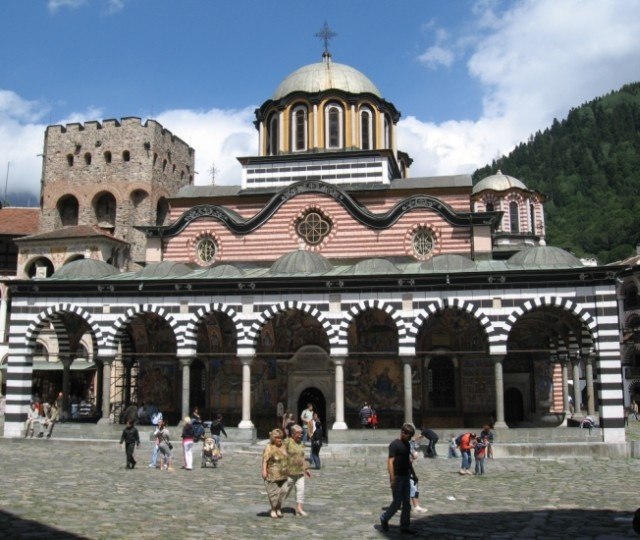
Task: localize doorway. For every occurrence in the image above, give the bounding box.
[297,387,326,440]
[505,387,525,425]
[189,359,207,417]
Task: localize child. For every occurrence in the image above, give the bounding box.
[474,436,488,476]
[119,419,140,469]
[409,437,428,513]
[448,434,458,458]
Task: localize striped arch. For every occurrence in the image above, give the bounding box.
[182,303,245,356]
[245,301,337,350]
[503,296,598,350]
[406,298,496,354]
[103,304,181,356]
[337,299,407,349]
[24,304,104,358]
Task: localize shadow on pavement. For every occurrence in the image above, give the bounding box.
[0,509,88,539]
[384,508,637,538]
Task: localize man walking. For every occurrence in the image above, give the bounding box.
[379,423,418,535]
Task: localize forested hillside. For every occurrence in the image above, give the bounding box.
[473,82,640,264]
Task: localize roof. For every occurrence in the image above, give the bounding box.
[507,246,583,268]
[268,250,333,275]
[0,207,40,236]
[472,170,529,195]
[273,57,381,100]
[49,259,121,280]
[16,225,128,244]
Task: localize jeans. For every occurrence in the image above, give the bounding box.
[310,446,321,469]
[381,474,411,529]
[302,425,308,443]
[461,449,472,470]
[212,434,221,451]
[149,444,159,466]
[475,457,485,475]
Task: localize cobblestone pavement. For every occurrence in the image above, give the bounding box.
[1,438,640,539]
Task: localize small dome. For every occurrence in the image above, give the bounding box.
[508,246,583,268]
[347,258,400,275]
[133,262,194,279]
[273,58,381,100]
[420,254,476,273]
[269,250,333,275]
[50,259,120,280]
[194,264,245,279]
[472,170,528,195]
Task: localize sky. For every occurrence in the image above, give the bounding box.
[1,0,640,204]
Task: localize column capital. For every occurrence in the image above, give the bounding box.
[59,356,73,368]
[178,357,193,368]
[331,356,346,367]
[101,355,115,366]
[490,354,505,364]
[239,355,254,367]
[400,356,416,366]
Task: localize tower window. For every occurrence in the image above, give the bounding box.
[292,106,307,152]
[530,203,536,233]
[486,202,494,212]
[84,152,92,165]
[66,154,74,167]
[360,107,374,150]
[123,150,130,162]
[383,114,391,149]
[267,113,278,156]
[509,201,519,233]
[325,103,344,149]
[104,151,112,163]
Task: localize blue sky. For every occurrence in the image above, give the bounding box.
[1,0,640,203]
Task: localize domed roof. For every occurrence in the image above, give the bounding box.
[193,264,245,279]
[269,250,333,275]
[508,246,583,268]
[50,259,120,280]
[273,57,381,100]
[420,254,477,273]
[347,258,400,275]
[472,170,528,195]
[133,262,194,279]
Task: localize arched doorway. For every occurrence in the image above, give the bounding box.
[297,387,326,439]
[505,387,524,425]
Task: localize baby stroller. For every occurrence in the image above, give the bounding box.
[201,437,221,468]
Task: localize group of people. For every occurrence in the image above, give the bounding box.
[119,408,227,471]
[454,425,494,476]
[282,403,323,470]
[358,402,379,429]
[23,394,62,438]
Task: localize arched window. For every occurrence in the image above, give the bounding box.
[156,197,169,226]
[84,152,92,165]
[291,106,307,152]
[66,154,74,167]
[530,203,536,233]
[360,107,374,150]
[104,151,112,163]
[325,103,344,149]
[383,114,391,149]
[122,150,130,162]
[509,201,520,233]
[486,202,494,212]
[57,195,79,226]
[94,192,117,228]
[267,113,278,156]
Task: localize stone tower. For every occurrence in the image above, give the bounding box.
[37,117,194,268]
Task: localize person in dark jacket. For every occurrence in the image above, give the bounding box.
[310,412,323,469]
[119,419,140,469]
[210,413,228,452]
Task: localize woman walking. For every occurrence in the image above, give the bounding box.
[154,419,173,471]
[181,416,195,470]
[285,424,312,516]
[261,428,289,518]
[310,412,323,470]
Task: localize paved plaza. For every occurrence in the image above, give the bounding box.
[1,434,640,539]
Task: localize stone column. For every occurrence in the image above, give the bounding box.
[0,291,8,344]
[561,358,571,424]
[402,357,414,425]
[60,356,72,416]
[179,357,193,421]
[332,357,348,430]
[122,358,133,406]
[584,355,595,416]
[313,103,318,148]
[95,360,103,417]
[238,356,254,429]
[492,355,507,428]
[423,356,431,409]
[99,356,114,424]
[572,357,582,415]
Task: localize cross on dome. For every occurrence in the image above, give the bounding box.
[315,22,337,59]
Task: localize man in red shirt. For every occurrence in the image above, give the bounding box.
[458,431,476,475]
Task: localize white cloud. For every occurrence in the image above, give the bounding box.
[417,46,454,69]
[48,0,125,14]
[405,0,640,178]
[155,107,257,186]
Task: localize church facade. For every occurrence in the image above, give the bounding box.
[1,51,626,442]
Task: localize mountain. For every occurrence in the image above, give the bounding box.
[473,82,640,264]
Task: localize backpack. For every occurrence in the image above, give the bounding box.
[193,422,205,442]
[454,434,463,447]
